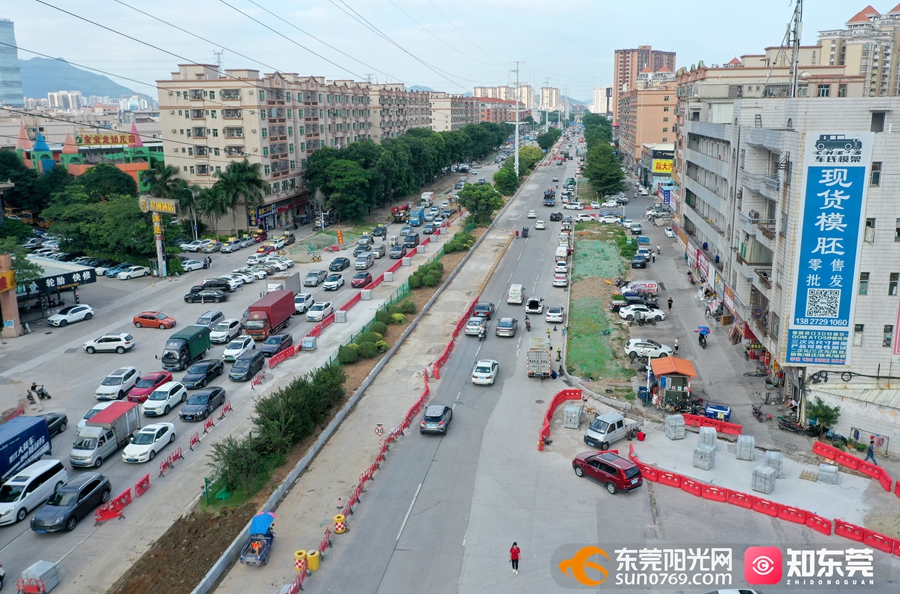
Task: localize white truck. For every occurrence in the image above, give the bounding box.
[70,401,141,468]
[267,272,302,295]
[583,411,643,450]
[555,246,569,262]
[420,192,435,207]
[526,337,553,378]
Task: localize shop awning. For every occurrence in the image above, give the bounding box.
[651,356,697,377]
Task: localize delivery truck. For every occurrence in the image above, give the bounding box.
[583,411,643,450]
[409,208,425,227]
[0,417,52,482]
[160,326,211,371]
[244,290,294,340]
[526,337,553,378]
[69,401,141,468]
[266,272,301,295]
[420,192,435,207]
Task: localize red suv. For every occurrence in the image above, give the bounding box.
[572,452,642,495]
[351,272,373,288]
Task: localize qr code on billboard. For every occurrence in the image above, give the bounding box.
[806,289,840,318]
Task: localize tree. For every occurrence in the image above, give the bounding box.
[583,142,625,197]
[199,186,229,240]
[517,146,544,175]
[457,184,504,225]
[0,238,45,285]
[0,218,35,242]
[492,166,518,196]
[213,159,266,233]
[76,163,138,199]
[536,129,562,151]
[142,163,182,199]
[0,151,44,211]
[804,397,840,430]
[324,160,369,222]
[302,146,340,197]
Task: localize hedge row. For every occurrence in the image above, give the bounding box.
[443,231,476,254]
[339,300,417,364]
[409,260,444,289]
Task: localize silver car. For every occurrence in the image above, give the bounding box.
[495,317,518,337]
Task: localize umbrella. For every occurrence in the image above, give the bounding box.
[697,326,711,335]
[249,511,276,536]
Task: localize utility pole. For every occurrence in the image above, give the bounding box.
[788,0,803,98]
[513,61,523,178]
[544,78,550,132]
[213,50,225,77]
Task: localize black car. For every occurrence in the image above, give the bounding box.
[229,350,265,381]
[373,225,387,237]
[473,302,496,319]
[390,245,407,259]
[549,212,563,222]
[329,257,350,271]
[352,244,370,257]
[180,387,226,421]
[420,405,453,435]
[37,412,68,437]
[30,473,111,533]
[181,359,225,389]
[185,289,228,304]
[260,333,293,357]
[631,255,647,269]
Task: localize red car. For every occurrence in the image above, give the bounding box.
[351,272,373,288]
[128,371,174,402]
[256,244,275,255]
[133,311,177,329]
[572,452,642,495]
[252,232,269,243]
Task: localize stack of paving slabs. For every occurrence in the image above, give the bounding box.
[693,443,716,470]
[698,426,717,446]
[22,560,61,591]
[818,463,840,485]
[765,451,785,478]
[735,434,756,461]
[752,465,777,494]
[665,415,685,440]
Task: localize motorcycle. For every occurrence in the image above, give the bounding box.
[615,277,626,288]
[478,327,487,342]
[29,383,51,400]
[524,317,531,332]
[778,416,804,433]
[752,405,764,423]
[698,334,707,349]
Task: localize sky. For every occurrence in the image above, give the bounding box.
[5,0,863,102]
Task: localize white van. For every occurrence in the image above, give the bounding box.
[355,252,374,270]
[507,284,524,304]
[555,246,569,262]
[0,459,68,525]
[639,187,649,196]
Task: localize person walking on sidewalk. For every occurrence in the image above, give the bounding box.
[674,337,680,355]
[667,297,673,312]
[510,542,520,574]
[865,440,878,465]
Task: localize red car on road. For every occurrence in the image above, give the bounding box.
[351,272,373,288]
[128,371,174,402]
[256,244,275,255]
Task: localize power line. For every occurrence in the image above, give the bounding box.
[426,0,507,66]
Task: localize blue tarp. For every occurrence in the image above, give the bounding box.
[249,511,276,536]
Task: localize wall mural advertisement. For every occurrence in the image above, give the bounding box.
[786,132,873,366]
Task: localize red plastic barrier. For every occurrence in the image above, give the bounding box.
[268,344,296,368]
[834,450,860,470]
[719,421,743,435]
[189,431,200,450]
[628,443,635,460]
[158,458,170,477]
[682,414,703,427]
[876,468,892,493]
[701,484,730,503]
[862,529,897,553]
[223,400,232,414]
[680,477,702,497]
[806,513,833,536]
[777,504,807,525]
[16,578,48,593]
[813,440,837,460]
[134,474,151,497]
[250,368,266,387]
[657,471,682,489]
[172,447,183,463]
[94,501,121,523]
[368,274,384,290]
[387,260,403,273]
[112,488,132,512]
[292,558,308,588]
[895,480,900,500]
[752,497,779,517]
[857,459,881,480]
[320,313,336,330]
[203,417,215,434]
[340,292,361,311]
[539,389,582,441]
[319,527,332,555]
[727,490,753,509]
[308,323,323,338]
[834,518,865,542]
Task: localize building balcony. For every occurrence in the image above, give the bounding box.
[683,176,728,214]
[743,127,783,154]
[685,120,731,142]
[684,147,730,179]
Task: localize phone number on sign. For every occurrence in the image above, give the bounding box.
[793,318,849,326]
[615,572,732,587]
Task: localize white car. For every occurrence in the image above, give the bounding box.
[620,219,636,229]
[210,318,242,344]
[665,227,676,238]
[268,237,286,249]
[323,274,344,291]
[83,333,135,354]
[229,271,255,284]
[555,262,568,274]
[624,338,674,359]
[246,253,267,265]
[307,302,334,322]
[234,266,267,280]
[95,366,140,400]
[527,210,537,218]
[471,359,499,385]
[117,266,151,280]
[141,381,187,417]
[524,297,544,315]
[563,202,584,210]
[182,259,205,272]
[121,423,175,463]
[534,220,546,230]
[636,248,651,261]
[546,305,565,323]
[601,200,620,208]
[271,256,294,268]
[619,305,666,322]
[590,202,601,209]
[598,215,619,224]
[464,316,487,336]
[294,293,314,314]
[181,239,212,252]
[553,274,568,287]
[264,258,289,271]
[47,304,94,327]
[575,214,593,222]
[223,335,255,362]
[77,402,114,435]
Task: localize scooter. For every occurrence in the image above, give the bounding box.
[698,334,707,349]
[29,383,51,400]
[478,327,487,342]
[524,317,531,332]
[752,405,764,423]
[778,416,804,433]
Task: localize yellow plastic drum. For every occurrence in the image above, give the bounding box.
[307,549,320,571]
[333,514,347,534]
[293,550,307,571]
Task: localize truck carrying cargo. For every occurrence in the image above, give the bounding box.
[0,417,52,482]
[409,208,425,227]
[161,326,211,371]
[391,203,410,223]
[526,337,553,378]
[69,401,141,468]
[266,272,301,295]
[420,192,435,207]
[244,290,294,340]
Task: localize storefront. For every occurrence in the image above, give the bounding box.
[649,357,698,411]
[6,258,99,334]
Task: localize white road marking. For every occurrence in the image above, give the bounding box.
[397,483,423,541]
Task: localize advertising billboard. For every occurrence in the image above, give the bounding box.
[786,132,873,366]
[652,159,674,174]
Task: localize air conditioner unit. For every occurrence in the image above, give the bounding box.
[253,148,258,152]
[251,129,257,133]
[249,110,256,114]
[170,110,175,114]
[168,91,173,95]
[171,129,177,133]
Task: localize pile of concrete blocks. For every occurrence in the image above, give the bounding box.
[752,465,777,494]
[665,415,685,440]
[693,443,716,470]
[698,426,717,446]
[818,463,840,485]
[765,451,784,478]
[735,435,755,461]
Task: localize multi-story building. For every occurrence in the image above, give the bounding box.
[473,86,516,101]
[591,87,612,117]
[368,83,430,142]
[429,92,477,132]
[48,91,83,111]
[613,45,676,126]
[518,85,535,109]
[0,20,24,108]
[475,97,524,124]
[617,69,677,170]
[540,87,560,111]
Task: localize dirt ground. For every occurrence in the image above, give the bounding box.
[106,227,479,594]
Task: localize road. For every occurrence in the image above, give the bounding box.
[0,192,456,589]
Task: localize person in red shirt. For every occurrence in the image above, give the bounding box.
[510,542,520,574]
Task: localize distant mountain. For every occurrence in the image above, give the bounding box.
[19,57,136,99]
[407,85,435,93]
[563,96,589,105]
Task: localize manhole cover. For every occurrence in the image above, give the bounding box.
[65,348,78,353]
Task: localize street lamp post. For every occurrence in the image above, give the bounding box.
[188,188,199,241]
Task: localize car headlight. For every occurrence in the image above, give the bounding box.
[0,509,13,517]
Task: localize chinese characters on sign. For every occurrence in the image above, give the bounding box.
[787,133,873,365]
[652,159,674,174]
[75,133,137,146]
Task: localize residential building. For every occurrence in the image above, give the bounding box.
[0,20,24,108]
[48,91,84,111]
[591,87,612,117]
[540,87,560,111]
[518,85,535,109]
[368,83,430,142]
[473,86,516,100]
[613,45,676,126]
[475,97,524,124]
[429,92,477,132]
[617,74,676,170]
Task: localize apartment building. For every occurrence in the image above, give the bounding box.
[475,97,524,124]
[47,91,83,111]
[591,87,612,118]
[0,20,24,108]
[367,83,430,142]
[518,85,535,109]
[540,87,560,111]
[613,45,676,126]
[473,86,516,100]
[617,69,677,170]
[429,92,477,132]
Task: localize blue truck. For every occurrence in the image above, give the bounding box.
[409,208,425,227]
[0,417,52,483]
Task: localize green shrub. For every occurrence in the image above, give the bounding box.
[611,294,625,301]
[409,275,422,289]
[400,300,417,314]
[389,306,403,317]
[359,331,383,344]
[375,310,390,324]
[444,242,458,253]
[375,340,389,353]
[431,261,444,272]
[338,345,359,364]
[358,341,378,358]
[422,274,436,287]
[391,313,407,324]
[371,321,388,335]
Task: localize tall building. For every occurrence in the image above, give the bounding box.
[48,91,83,110]
[612,45,676,125]
[0,20,25,108]
[474,97,524,124]
[540,87,560,111]
[617,68,676,170]
[429,92,476,131]
[591,87,612,116]
[368,83,430,142]
[518,85,535,109]
[472,86,516,101]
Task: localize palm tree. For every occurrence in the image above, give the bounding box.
[198,186,228,240]
[213,159,267,234]
[176,181,202,240]
[142,164,182,199]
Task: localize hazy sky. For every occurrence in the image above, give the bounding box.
[6,0,861,101]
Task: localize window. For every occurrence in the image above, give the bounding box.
[189,166,194,174]
[870,162,882,186]
[859,272,870,295]
[212,129,218,137]
[264,165,270,175]
[664,96,670,101]
[871,112,886,134]
[262,147,268,156]
[663,106,669,112]
[817,84,831,97]
[663,117,669,122]
[261,129,267,138]
[854,324,864,347]
[896,218,900,241]
[797,84,809,97]
[865,218,876,242]
[890,273,899,296]
[288,126,293,135]
[883,325,894,347]
[209,91,215,100]
[663,127,668,132]
[838,84,848,98]
[662,138,668,142]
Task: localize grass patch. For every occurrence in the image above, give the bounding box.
[571,238,624,281]
[566,295,631,380]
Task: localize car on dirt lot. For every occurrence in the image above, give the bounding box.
[619,305,666,322]
[624,338,673,360]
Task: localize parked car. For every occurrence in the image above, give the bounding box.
[631,255,647,269]
[546,305,565,323]
[220,240,241,253]
[471,359,499,385]
[624,338,673,359]
[202,241,223,253]
[47,304,94,327]
[181,359,225,389]
[619,305,666,322]
[180,387,227,421]
[115,265,150,280]
[572,451,642,494]
[553,274,569,287]
[121,423,175,463]
[259,333,293,357]
[240,236,257,248]
[304,269,327,287]
[181,239,212,252]
[133,311,176,329]
[419,405,453,435]
[665,227,675,238]
[306,302,334,322]
[104,263,135,278]
[184,289,228,304]
[472,302,496,319]
[128,371,173,403]
[234,266,267,280]
[323,274,344,291]
[141,381,187,416]
[83,333,135,355]
[575,214,594,222]
[222,336,255,362]
[30,472,111,532]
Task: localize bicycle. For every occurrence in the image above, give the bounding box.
[755,390,772,405]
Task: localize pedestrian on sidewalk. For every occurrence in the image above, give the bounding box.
[865,440,878,465]
[674,337,679,355]
[667,297,673,312]
[510,542,520,574]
